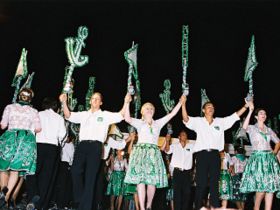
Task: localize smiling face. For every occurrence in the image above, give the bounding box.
[141,102,155,119]
[90,92,103,110]
[255,109,267,123]
[202,102,215,117]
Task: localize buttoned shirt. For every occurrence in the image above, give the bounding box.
[166,142,194,170]
[246,124,280,151]
[183,113,240,152]
[130,115,172,145]
[36,109,66,146]
[67,109,123,143]
[1,103,41,131]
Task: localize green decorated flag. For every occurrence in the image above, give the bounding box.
[182,25,189,96]
[244,35,258,100]
[85,76,96,110]
[20,72,35,90]
[159,79,175,134]
[12,48,28,103]
[201,88,210,115]
[124,42,141,118]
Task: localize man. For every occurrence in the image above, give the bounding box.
[164,130,194,210]
[26,97,66,210]
[59,92,130,210]
[182,98,248,210]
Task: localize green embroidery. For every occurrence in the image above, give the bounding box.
[97,117,103,122]
[214,126,220,131]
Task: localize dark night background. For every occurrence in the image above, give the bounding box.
[0,0,280,142]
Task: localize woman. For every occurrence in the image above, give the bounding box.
[106,149,128,210]
[0,88,41,208]
[231,146,247,210]
[240,101,280,210]
[124,94,185,210]
[219,150,233,209]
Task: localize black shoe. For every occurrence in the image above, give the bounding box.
[0,187,8,208]
[26,195,40,210]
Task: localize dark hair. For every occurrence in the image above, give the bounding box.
[42,97,58,112]
[254,108,266,117]
[18,88,34,102]
[202,101,213,110]
[236,146,245,154]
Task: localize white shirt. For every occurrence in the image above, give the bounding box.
[103,137,126,160]
[221,152,233,170]
[166,142,194,170]
[61,142,75,165]
[36,109,66,146]
[67,109,123,143]
[130,115,172,145]
[183,113,240,152]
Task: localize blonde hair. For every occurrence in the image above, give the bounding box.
[140,102,155,119]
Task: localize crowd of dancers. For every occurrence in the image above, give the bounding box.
[0,87,280,210]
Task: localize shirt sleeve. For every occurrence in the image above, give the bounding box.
[226,153,233,166]
[183,116,198,131]
[58,117,67,141]
[246,125,254,135]
[33,110,41,131]
[108,137,126,150]
[130,118,143,130]
[68,111,83,124]
[0,105,11,128]
[221,113,240,131]
[268,128,280,144]
[104,111,123,124]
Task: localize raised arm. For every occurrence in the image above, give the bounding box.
[59,93,71,119]
[182,96,189,123]
[164,134,172,153]
[119,93,132,117]
[124,94,132,124]
[236,98,251,117]
[242,100,254,130]
[167,95,186,119]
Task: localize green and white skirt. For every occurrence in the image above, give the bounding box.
[124,143,168,188]
[106,171,126,196]
[231,173,247,202]
[0,129,37,176]
[219,169,233,200]
[240,150,280,193]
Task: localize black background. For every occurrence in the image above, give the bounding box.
[0,0,279,141]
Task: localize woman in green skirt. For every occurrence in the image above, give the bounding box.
[123,94,185,210]
[106,149,128,210]
[240,101,280,210]
[219,150,234,208]
[0,88,41,208]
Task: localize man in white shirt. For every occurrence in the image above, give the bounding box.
[26,97,66,210]
[59,92,130,210]
[182,98,248,210]
[165,130,194,210]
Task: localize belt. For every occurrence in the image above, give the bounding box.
[201,149,218,152]
[174,167,189,172]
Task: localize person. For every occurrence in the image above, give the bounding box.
[26,97,66,210]
[55,135,75,209]
[182,97,248,210]
[240,101,280,210]
[59,92,130,210]
[106,149,128,210]
[231,146,247,210]
[164,130,194,210]
[219,150,233,209]
[124,94,186,210]
[0,88,41,208]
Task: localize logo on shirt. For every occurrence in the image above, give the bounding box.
[97,117,103,122]
[214,126,220,131]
